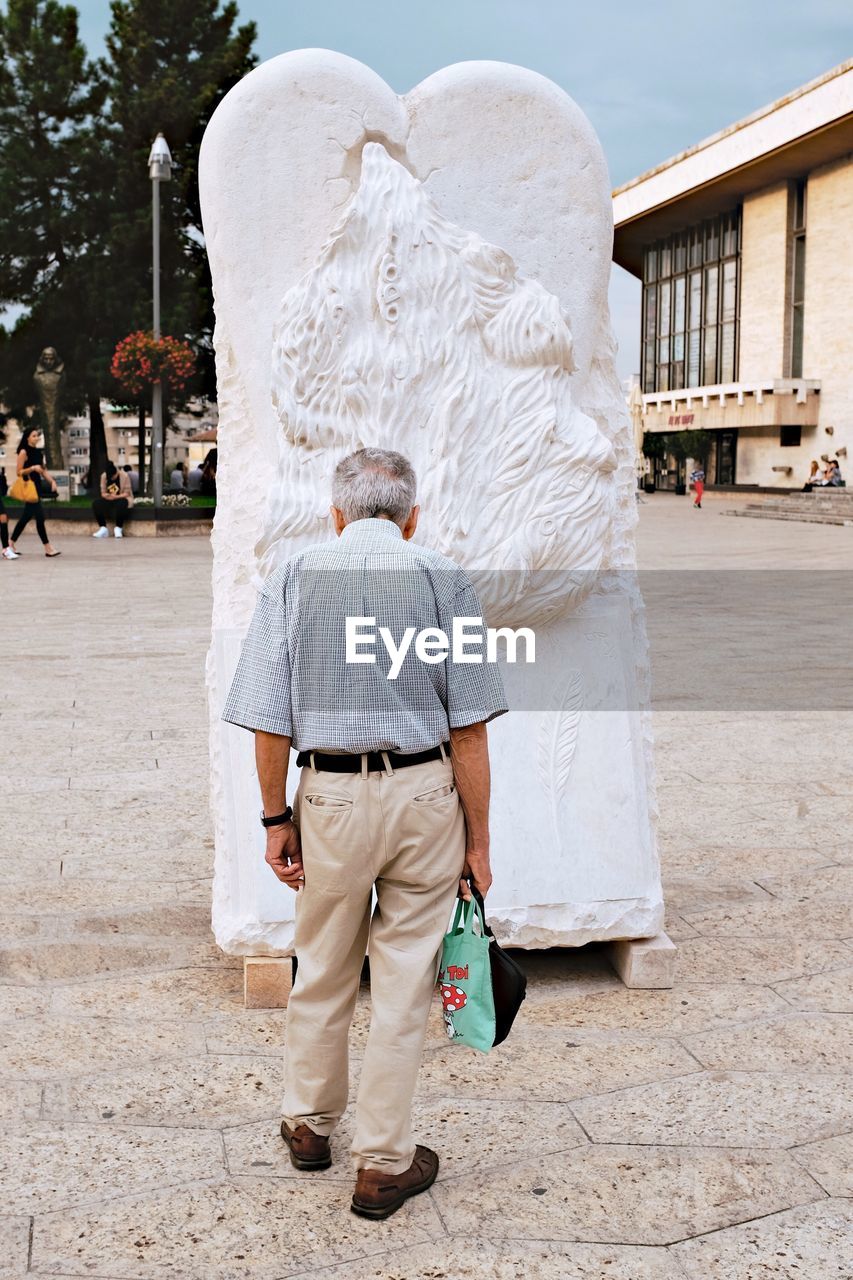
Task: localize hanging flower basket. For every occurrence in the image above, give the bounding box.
[110,331,195,398]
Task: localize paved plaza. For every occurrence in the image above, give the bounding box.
[1,491,851,1279]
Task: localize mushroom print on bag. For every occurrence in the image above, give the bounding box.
[440,981,468,1040]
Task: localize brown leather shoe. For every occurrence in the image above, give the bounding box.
[280,1121,332,1170]
[351,1145,439,1219]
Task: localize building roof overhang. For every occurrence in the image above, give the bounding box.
[613,60,853,277]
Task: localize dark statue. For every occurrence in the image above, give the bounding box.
[33,346,66,469]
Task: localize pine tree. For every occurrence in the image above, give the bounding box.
[0,0,257,483]
[100,0,257,399]
[0,0,107,466]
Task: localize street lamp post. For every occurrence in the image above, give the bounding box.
[148,133,172,505]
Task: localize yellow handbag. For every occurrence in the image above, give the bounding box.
[10,476,39,503]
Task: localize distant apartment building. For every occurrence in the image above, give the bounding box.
[613,59,852,490]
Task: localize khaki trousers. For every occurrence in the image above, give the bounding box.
[281,753,466,1174]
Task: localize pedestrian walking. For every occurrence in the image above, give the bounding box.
[10,427,61,557]
[223,447,507,1220]
[0,470,20,560]
[92,459,133,538]
[690,464,705,508]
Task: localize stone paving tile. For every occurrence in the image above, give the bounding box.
[0,984,50,1021]
[772,965,853,1012]
[519,982,791,1035]
[661,874,773,914]
[225,1098,587,1184]
[673,938,850,984]
[659,844,829,880]
[429,1145,819,1247]
[65,901,213,938]
[4,879,194,913]
[416,1029,698,1102]
[0,1122,224,1214]
[0,939,233,985]
[42,1055,284,1128]
[683,1012,852,1071]
[0,1080,43,1122]
[756,862,853,902]
[0,1215,30,1278]
[30,1178,445,1278]
[50,966,244,1020]
[790,1131,853,1196]
[681,899,853,939]
[0,1014,205,1080]
[284,1240,689,1280]
[672,1198,853,1279]
[58,849,212,880]
[572,1070,853,1148]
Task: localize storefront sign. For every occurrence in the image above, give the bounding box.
[667,413,694,426]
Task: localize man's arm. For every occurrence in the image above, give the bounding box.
[255,730,303,890]
[449,720,492,901]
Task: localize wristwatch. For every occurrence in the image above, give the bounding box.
[260,806,293,829]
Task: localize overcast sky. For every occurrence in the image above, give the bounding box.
[77,0,851,378]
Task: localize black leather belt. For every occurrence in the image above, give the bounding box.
[296,745,446,773]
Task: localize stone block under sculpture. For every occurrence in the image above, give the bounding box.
[199,49,663,955]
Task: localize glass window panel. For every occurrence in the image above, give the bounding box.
[644,286,657,340]
[705,219,719,262]
[689,228,703,267]
[671,362,684,391]
[793,235,806,304]
[673,276,686,334]
[657,364,670,392]
[722,213,738,257]
[644,247,657,283]
[673,332,685,361]
[659,280,671,336]
[721,260,737,321]
[687,328,701,385]
[794,180,806,231]
[644,344,656,392]
[674,236,687,274]
[660,244,672,277]
[689,269,702,319]
[703,327,717,384]
[704,265,718,324]
[657,337,669,365]
[792,306,804,378]
[720,322,736,382]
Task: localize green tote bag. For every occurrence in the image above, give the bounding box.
[439,897,495,1053]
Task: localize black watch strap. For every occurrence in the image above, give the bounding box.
[261,805,293,828]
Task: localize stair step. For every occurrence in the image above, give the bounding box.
[724,508,853,526]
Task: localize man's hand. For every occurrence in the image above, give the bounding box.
[265,821,303,890]
[459,845,492,901]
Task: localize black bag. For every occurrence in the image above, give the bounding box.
[472,888,527,1046]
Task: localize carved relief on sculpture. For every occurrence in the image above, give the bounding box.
[257,143,617,628]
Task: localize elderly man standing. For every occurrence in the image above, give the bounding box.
[223,448,506,1219]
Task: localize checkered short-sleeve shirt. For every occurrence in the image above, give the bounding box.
[222,518,508,753]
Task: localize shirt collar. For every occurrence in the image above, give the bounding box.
[339,518,403,543]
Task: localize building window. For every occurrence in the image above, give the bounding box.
[780,424,802,447]
[641,208,741,393]
[790,180,806,378]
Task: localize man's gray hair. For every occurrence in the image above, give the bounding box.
[332,448,417,525]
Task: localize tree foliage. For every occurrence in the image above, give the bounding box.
[0,0,256,471]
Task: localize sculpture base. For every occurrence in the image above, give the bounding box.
[604,933,677,989]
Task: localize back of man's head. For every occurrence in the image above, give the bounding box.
[332,448,417,527]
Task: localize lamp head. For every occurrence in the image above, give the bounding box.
[148,133,173,181]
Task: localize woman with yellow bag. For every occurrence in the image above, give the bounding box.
[10,427,61,557]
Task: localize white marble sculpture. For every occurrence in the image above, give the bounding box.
[199,50,663,954]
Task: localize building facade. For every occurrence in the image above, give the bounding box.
[613,60,852,490]
[1,402,216,492]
